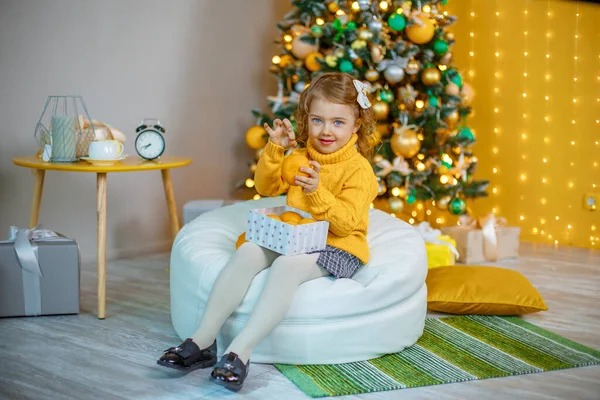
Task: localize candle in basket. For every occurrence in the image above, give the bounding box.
[51,115,77,161]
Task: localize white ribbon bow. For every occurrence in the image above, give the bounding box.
[1,226,71,316]
[377,57,409,72]
[416,222,460,258]
[458,213,507,261]
[376,156,411,177]
[353,80,371,109]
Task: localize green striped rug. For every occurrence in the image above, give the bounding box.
[274,316,600,398]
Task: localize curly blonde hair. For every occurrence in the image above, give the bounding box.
[293,72,376,158]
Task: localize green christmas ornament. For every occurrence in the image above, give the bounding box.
[451,73,462,89]
[339,59,353,73]
[406,194,416,204]
[449,198,466,215]
[457,127,474,141]
[388,13,406,32]
[311,25,323,38]
[442,0,448,4]
[433,39,448,55]
[380,90,394,103]
[428,95,439,108]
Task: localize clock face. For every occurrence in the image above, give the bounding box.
[135,130,165,160]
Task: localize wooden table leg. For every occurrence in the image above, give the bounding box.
[96,173,107,319]
[29,169,45,228]
[161,169,180,240]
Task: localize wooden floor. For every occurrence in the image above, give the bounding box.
[1,243,599,400]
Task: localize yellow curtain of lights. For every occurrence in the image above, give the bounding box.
[445,0,599,249]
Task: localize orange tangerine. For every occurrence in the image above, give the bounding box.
[235,232,248,249]
[282,154,310,186]
[266,214,282,221]
[280,211,303,224]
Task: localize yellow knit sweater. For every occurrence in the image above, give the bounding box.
[254,134,379,264]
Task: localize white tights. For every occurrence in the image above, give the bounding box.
[191,242,330,364]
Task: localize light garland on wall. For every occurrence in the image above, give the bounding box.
[491,4,500,217]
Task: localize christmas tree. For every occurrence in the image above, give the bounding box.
[241,0,489,223]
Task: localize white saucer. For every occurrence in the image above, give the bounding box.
[81,156,127,166]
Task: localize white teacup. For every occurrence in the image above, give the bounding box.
[88,140,124,160]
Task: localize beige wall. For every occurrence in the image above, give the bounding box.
[0,0,289,262]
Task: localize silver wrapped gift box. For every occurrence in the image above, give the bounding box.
[0,226,80,317]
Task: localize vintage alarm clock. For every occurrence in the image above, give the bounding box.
[135,118,166,160]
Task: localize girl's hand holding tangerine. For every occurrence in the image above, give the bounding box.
[263,118,297,149]
[295,161,321,194]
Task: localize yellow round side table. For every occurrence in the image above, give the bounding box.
[13,155,192,319]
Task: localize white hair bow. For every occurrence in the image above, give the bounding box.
[353,80,371,109]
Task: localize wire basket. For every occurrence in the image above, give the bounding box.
[34,96,96,162]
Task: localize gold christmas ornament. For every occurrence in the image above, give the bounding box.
[378,179,387,195]
[460,83,474,106]
[396,186,407,198]
[445,32,455,41]
[370,45,384,63]
[405,59,420,75]
[445,82,460,96]
[406,15,435,44]
[351,39,368,50]
[365,69,380,82]
[421,66,441,86]
[389,197,405,213]
[436,196,451,211]
[376,123,391,137]
[325,55,338,67]
[290,25,308,36]
[291,35,318,59]
[391,126,421,158]
[440,52,453,65]
[372,101,390,121]
[334,48,345,58]
[370,130,383,147]
[305,52,324,72]
[444,109,460,127]
[279,54,294,68]
[245,126,267,150]
[328,1,339,12]
[437,165,449,174]
[359,28,374,40]
[250,163,257,174]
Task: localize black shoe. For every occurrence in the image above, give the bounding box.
[210,352,249,392]
[157,339,217,371]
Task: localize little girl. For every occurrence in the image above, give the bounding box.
[157,72,379,391]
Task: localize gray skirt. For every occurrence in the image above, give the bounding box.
[308,245,363,279]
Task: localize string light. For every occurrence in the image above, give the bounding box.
[253,194,261,200]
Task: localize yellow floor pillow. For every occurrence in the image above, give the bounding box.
[426,265,548,315]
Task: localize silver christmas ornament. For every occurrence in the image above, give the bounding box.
[368,18,383,32]
[294,81,307,92]
[383,64,405,84]
[358,0,371,11]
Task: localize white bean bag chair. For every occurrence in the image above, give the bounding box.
[170,196,428,365]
